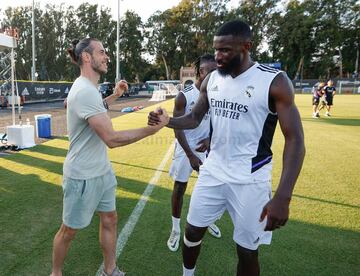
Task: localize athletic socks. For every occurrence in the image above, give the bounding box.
[172,216,181,233]
[183,265,195,276]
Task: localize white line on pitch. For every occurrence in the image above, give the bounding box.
[96,143,174,275]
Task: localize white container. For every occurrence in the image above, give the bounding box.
[6,124,35,148]
[7,95,21,106]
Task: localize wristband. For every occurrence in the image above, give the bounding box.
[103,99,109,110]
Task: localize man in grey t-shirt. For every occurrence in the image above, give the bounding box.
[51,38,169,276]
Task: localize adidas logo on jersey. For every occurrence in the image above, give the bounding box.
[245,86,254,98]
[183,85,193,93]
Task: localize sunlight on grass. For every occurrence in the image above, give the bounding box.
[1,96,359,276]
[0,187,13,193]
[18,150,65,163]
[116,188,159,203]
[43,139,69,150]
[1,159,62,183]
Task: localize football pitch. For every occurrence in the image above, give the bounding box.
[0,94,359,275]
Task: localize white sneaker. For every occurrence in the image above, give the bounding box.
[100,267,125,276]
[167,230,180,251]
[326,112,331,117]
[208,224,221,238]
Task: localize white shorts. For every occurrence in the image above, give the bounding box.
[187,171,272,250]
[169,144,206,183]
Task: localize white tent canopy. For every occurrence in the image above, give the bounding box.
[0,33,17,125]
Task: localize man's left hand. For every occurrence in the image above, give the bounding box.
[195,138,210,152]
[114,80,128,97]
[259,195,290,231]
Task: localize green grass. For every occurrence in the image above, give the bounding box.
[0,95,359,275]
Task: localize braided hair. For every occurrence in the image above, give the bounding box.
[194,54,215,78]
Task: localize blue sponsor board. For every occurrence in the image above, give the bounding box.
[16,81,73,103]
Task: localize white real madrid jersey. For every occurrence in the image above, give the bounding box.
[201,62,282,184]
[177,84,210,148]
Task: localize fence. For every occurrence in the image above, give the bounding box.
[0,80,72,104]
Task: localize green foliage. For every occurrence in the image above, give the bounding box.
[230,0,278,60]
[268,0,359,79]
[119,11,145,82]
[0,0,358,81]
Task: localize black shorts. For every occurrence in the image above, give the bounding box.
[326,95,333,105]
[312,96,320,105]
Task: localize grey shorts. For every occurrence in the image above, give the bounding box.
[62,170,117,229]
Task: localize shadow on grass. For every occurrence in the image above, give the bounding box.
[5,151,63,175]
[119,180,360,276]
[0,167,63,275]
[111,160,197,180]
[27,144,68,157]
[49,136,69,142]
[273,191,360,209]
[1,149,358,276]
[259,219,360,276]
[302,117,360,126]
[49,135,68,141]
[0,165,171,276]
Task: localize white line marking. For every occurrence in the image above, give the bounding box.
[96,143,174,275]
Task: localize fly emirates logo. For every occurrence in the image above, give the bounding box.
[210,98,248,120]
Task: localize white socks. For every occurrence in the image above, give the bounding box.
[172,216,180,233]
[183,265,195,276]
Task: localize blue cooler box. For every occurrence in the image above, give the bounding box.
[35,114,51,138]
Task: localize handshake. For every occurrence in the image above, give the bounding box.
[148,107,170,129]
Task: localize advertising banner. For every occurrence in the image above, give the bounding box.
[16,81,72,103]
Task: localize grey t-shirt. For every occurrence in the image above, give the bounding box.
[63,76,112,179]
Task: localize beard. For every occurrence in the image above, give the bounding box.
[217,55,242,76]
[91,59,107,75]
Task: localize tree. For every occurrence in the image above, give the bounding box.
[145,0,230,80]
[229,0,277,60]
[2,0,357,81]
[36,4,67,80]
[267,0,317,79]
[3,6,35,80]
[145,10,177,80]
[119,11,146,82]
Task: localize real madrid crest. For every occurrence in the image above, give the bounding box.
[245,86,254,98]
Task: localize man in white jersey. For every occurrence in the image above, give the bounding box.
[149,20,305,275]
[167,54,221,252]
[51,38,169,276]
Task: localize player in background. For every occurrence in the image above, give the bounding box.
[167,54,221,252]
[322,79,336,116]
[312,82,325,118]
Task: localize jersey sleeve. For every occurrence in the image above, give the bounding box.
[76,88,107,120]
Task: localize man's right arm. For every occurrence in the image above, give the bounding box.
[173,92,203,171]
[88,111,168,148]
[173,92,193,156]
[149,75,211,129]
